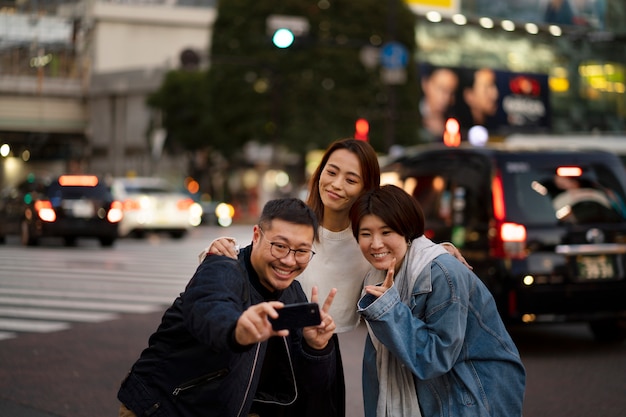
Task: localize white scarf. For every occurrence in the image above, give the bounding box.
[364,236,447,417]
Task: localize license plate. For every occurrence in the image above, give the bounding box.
[575,255,615,280]
[64,200,94,218]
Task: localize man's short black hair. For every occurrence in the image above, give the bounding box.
[258,198,319,241]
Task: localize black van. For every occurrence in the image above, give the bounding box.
[382,143,626,341]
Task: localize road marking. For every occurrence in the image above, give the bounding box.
[0,307,117,322]
[0,287,176,304]
[0,233,211,341]
[0,331,16,341]
[0,318,70,333]
[0,296,163,314]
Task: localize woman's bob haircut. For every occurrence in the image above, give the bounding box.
[350,184,425,242]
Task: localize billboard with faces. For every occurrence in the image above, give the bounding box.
[419,63,551,140]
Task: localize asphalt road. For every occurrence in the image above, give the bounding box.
[0,224,625,417]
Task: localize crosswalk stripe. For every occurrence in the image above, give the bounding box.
[0,230,219,340]
[0,331,16,341]
[0,287,176,304]
[0,307,118,322]
[0,296,164,314]
[0,271,195,287]
[0,318,70,333]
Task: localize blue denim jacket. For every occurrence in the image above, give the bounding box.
[358,253,526,417]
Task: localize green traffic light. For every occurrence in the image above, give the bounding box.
[272,28,295,48]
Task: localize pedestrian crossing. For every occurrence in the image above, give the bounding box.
[0,237,205,341]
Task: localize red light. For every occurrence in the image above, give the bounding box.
[500,222,527,242]
[491,174,505,221]
[490,221,527,259]
[509,76,541,96]
[34,200,52,211]
[107,201,124,223]
[122,199,142,211]
[34,200,56,222]
[443,118,461,147]
[489,172,526,259]
[556,166,582,177]
[186,178,200,194]
[355,118,369,141]
[499,222,527,259]
[177,198,195,211]
[58,175,99,187]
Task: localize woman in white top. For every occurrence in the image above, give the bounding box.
[202,138,468,417]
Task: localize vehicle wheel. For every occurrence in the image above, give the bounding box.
[170,230,186,239]
[100,237,116,247]
[64,237,77,247]
[589,319,626,343]
[0,234,6,244]
[20,220,38,246]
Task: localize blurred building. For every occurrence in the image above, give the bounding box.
[0,0,216,186]
[1,0,624,188]
[407,0,626,143]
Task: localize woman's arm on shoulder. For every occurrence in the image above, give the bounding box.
[198,237,239,263]
[439,242,472,270]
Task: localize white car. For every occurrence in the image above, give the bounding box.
[111,177,202,238]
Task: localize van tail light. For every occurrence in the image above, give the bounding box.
[34,200,56,222]
[107,201,124,223]
[490,172,527,259]
[176,198,195,211]
[491,174,506,222]
[490,221,527,259]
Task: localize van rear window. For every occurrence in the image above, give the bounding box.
[504,165,626,224]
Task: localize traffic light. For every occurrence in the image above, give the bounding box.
[443,117,461,147]
[267,15,309,49]
[272,28,295,49]
[354,118,369,141]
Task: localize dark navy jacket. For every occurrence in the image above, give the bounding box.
[117,245,336,417]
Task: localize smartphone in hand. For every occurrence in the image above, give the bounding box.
[269,302,321,330]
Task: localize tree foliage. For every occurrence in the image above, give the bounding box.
[208,0,420,154]
[147,70,212,153]
[149,0,421,157]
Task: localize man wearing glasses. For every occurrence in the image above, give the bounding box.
[118,198,337,417]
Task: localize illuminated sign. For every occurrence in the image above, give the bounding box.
[404,0,459,15]
[419,63,551,140]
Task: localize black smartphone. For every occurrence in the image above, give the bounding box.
[269,302,321,330]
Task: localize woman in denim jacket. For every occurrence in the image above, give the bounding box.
[350,185,526,417]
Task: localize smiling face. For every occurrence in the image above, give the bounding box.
[357,214,408,272]
[250,220,315,292]
[319,148,365,221]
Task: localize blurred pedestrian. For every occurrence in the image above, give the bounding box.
[350,184,526,417]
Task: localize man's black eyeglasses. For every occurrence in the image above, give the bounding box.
[259,228,316,264]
